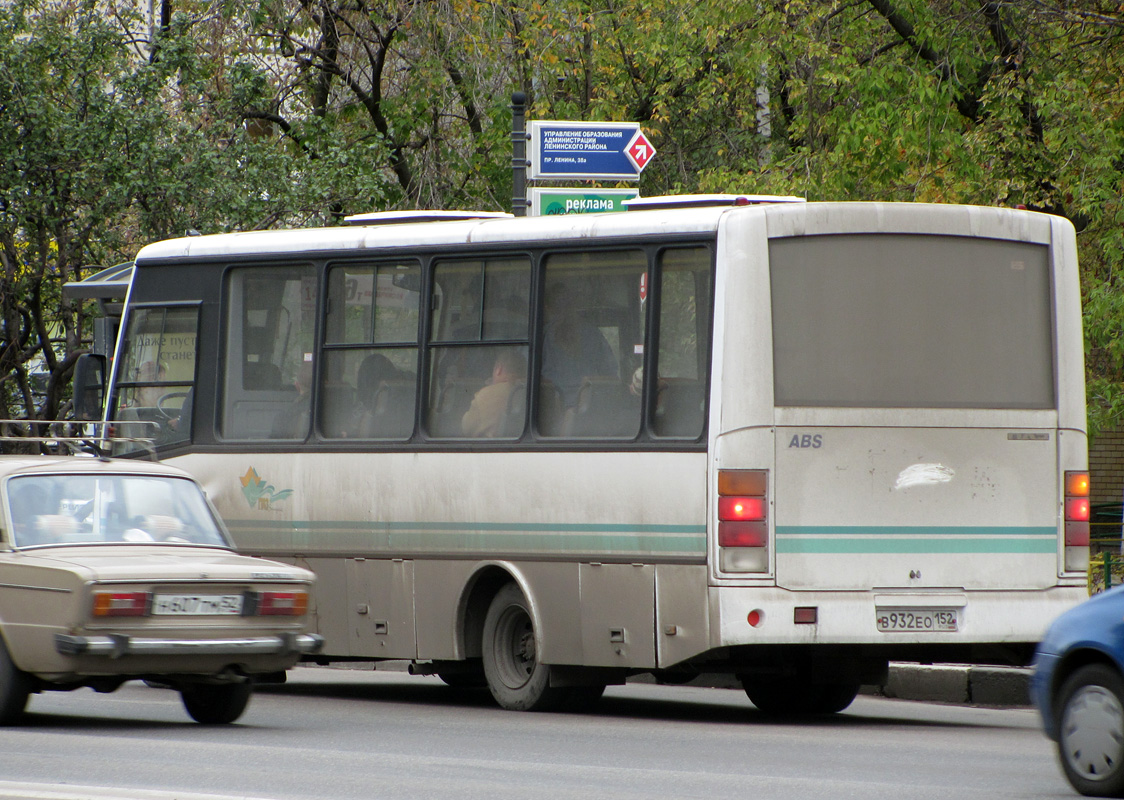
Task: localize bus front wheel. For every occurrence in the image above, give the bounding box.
[482,583,566,712]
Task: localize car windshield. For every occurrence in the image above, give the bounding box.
[3,473,230,549]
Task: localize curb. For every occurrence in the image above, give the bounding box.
[876,663,1030,706]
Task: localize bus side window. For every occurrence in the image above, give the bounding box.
[537,250,645,439]
[221,266,318,440]
[652,247,711,439]
[425,256,531,439]
[321,261,422,441]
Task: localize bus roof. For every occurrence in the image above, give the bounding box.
[133,202,1058,264]
[134,206,732,263]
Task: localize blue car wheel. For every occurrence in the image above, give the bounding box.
[1058,664,1124,797]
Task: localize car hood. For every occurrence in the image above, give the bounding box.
[12,545,313,583]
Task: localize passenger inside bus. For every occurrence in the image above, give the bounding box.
[540,287,617,409]
[350,353,415,438]
[461,348,527,438]
[270,360,314,439]
[132,360,167,408]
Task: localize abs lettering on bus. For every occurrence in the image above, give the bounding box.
[787,434,823,449]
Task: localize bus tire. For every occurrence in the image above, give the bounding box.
[1056,664,1124,797]
[0,636,31,726]
[180,681,252,725]
[740,675,859,715]
[482,583,565,712]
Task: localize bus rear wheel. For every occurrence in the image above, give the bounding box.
[740,675,859,715]
[482,583,566,712]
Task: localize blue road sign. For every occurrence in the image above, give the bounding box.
[528,121,654,181]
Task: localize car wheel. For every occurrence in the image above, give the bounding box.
[482,583,566,711]
[0,636,32,726]
[180,681,253,725]
[1057,664,1124,797]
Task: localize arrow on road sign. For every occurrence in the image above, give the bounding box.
[626,131,656,172]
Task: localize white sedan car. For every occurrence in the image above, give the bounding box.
[0,455,321,724]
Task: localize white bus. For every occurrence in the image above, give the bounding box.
[80,197,1090,714]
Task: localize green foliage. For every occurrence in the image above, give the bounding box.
[3,0,1124,438]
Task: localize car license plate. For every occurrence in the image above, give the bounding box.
[875,608,958,632]
[152,594,244,616]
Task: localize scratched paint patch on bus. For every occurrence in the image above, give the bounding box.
[240,467,293,510]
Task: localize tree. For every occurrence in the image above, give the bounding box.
[4,0,1124,436]
[0,0,397,424]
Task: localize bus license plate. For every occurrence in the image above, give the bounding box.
[876,608,958,632]
[152,594,244,616]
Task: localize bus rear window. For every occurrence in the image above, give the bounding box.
[769,234,1054,409]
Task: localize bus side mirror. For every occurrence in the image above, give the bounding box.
[72,354,106,421]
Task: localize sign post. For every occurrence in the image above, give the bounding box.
[511,92,528,216]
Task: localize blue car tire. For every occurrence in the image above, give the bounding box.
[1058,664,1124,797]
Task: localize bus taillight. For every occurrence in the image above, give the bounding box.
[1064,470,1090,572]
[718,470,768,573]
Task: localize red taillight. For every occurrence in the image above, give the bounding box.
[718,496,766,521]
[92,591,150,617]
[718,521,767,547]
[1065,522,1090,547]
[257,591,309,616]
[1066,498,1091,522]
[717,469,768,573]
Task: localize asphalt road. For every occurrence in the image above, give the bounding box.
[0,667,1077,800]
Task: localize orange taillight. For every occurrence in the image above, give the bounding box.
[1066,472,1090,498]
[92,591,150,617]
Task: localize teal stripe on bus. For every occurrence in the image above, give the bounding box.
[776,525,1057,537]
[775,525,1057,554]
[224,519,707,555]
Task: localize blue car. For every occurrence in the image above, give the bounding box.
[1033,584,1124,797]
